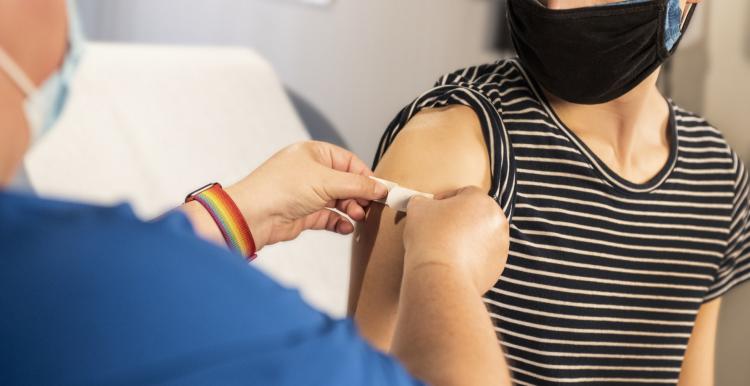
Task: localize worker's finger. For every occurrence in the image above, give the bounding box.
[334,215,355,234]
[313,209,355,234]
[318,141,375,177]
[327,209,354,234]
[337,199,366,222]
[303,209,354,235]
[324,170,388,202]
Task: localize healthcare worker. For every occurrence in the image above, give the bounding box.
[0,1,512,385]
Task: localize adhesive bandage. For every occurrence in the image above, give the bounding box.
[369,177,434,212]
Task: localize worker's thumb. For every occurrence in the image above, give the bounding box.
[327,171,389,201]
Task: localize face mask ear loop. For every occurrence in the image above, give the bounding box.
[668,3,697,54]
[680,3,697,31]
[0,48,36,97]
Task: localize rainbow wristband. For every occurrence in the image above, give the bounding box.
[185,183,257,260]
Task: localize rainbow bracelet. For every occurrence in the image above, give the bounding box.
[185,183,257,260]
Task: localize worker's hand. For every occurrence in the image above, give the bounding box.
[227,141,388,250]
[402,186,509,294]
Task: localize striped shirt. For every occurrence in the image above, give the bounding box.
[373,59,750,385]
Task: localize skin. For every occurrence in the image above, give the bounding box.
[393,187,511,386]
[544,0,702,185]
[0,0,68,183]
[0,2,513,385]
[350,105,494,349]
[185,144,513,386]
[545,5,720,385]
[351,1,719,385]
[181,141,391,250]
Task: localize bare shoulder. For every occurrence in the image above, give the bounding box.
[348,104,492,331]
[375,105,491,194]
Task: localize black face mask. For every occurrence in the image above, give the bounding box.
[507,0,696,105]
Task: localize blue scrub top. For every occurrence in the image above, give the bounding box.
[0,191,424,386]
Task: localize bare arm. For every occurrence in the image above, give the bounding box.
[678,298,721,386]
[349,105,493,350]
[394,256,511,386]
[391,187,512,386]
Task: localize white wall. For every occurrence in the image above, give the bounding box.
[77,0,502,163]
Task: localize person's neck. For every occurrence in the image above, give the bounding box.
[545,71,672,185]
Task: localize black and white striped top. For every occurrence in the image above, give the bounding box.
[374,59,750,386]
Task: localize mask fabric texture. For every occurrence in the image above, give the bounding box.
[509,0,695,104]
[0,0,85,146]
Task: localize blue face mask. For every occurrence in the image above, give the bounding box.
[606,0,684,51]
[0,0,85,148]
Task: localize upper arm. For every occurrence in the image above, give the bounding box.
[678,298,722,386]
[678,156,750,385]
[348,105,492,350]
[679,155,750,385]
[371,105,493,193]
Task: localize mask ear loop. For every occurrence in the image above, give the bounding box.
[0,48,36,97]
[667,2,698,54]
[680,3,697,31]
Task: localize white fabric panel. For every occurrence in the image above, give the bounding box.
[25,43,351,316]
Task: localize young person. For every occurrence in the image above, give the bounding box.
[350,1,748,385]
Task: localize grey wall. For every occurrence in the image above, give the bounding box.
[669,2,750,384]
[669,0,750,160]
[76,0,749,384]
